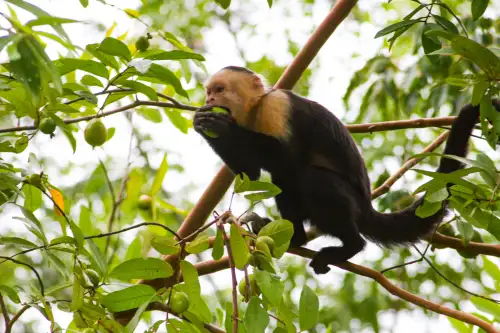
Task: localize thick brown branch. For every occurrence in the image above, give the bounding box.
[371,131,450,199]
[191,250,497,333]
[347,117,456,133]
[288,247,498,333]
[430,232,500,257]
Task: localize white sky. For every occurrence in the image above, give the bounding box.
[0,0,499,332]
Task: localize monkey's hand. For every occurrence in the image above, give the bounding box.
[194,106,236,138]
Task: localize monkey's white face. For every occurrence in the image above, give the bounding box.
[205,71,246,120]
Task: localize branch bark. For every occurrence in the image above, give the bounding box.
[371,131,450,199]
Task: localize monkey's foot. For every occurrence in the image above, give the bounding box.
[308,247,352,274]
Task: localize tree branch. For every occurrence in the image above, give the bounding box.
[430,232,500,257]
[0,100,197,134]
[371,131,450,199]
[346,116,456,133]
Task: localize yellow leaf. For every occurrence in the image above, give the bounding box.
[117,30,128,41]
[106,22,117,37]
[124,9,139,18]
[49,188,65,216]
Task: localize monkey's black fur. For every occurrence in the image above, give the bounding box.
[194,90,499,274]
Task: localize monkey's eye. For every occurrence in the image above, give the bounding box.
[215,85,224,93]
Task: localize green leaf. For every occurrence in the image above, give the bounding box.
[215,0,231,9]
[451,36,500,77]
[471,79,489,106]
[22,185,42,212]
[0,285,20,304]
[448,318,472,333]
[106,127,115,142]
[151,236,180,255]
[79,0,89,7]
[186,234,210,254]
[85,43,120,70]
[374,19,422,38]
[26,17,79,27]
[234,174,282,200]
[415,199,442,218]
[426,187,449,203]
[267,0,273,7]
[87,239,108,276]
[137,108,163,123]
[244,297,269,333]
[81,75,103,87]
[457,220,474,246]
[49,236,75,246]
[69,219,84,251]
[101,285,157,312]
[212,228,225,260]
[0,35,15,53]
[480,90,500,149]
[433,15,459,34]
[471,296,500,318]
[257,219,294,258]
[229,223,250,270]
[144,50,205,61]
[97,37,131,62]
[109,258,174,280]
[16,206,48,244]
[180,260,201,299]
[471,0,490,21]
[55,58,109,79]
[299,285,319,331]
[483,257,500,284]
[151,153,168,196]
[10,37,41,104]
[254,270,283,306]
[118,80,158,101]
[144,64,188,98]
[164,109,190,134]
[0,237,38,248]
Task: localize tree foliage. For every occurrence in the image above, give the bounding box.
[0,0,499,332]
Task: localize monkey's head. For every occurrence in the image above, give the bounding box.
[204,66,266,125]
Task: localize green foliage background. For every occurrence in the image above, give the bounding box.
[0,0,499,332]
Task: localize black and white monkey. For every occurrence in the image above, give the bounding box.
[193,65,499,274]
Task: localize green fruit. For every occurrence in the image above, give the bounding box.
[170,292,189,314]
[135,36,150,52]
[84,269,100,287]
[255,236,275,258]
[238,274,260,301]
[203,106,229,138]
[39,118,56,134]
[479,18,493,29]
[26,174,42,188]
[137,194,152,210]
[84,119,107,147]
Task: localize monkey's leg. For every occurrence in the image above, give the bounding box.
[274,187,308,247]
[303,167,366,274]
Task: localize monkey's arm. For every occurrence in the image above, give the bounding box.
[194,110,278,180]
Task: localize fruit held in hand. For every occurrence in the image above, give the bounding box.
[84,119,107,147]
[203,106,229,138]
[170,292,190,314]
[135,36,150,52]
[39,118,56,135]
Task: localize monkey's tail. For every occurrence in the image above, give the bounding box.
[359,102,483,246]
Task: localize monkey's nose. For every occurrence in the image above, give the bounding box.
[206,97,215,104]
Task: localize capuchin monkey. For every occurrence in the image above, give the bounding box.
[193,65,499,274]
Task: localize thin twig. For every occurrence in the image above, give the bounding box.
[0,257,44,296]
[0,100,197,134]
[85,222,181,241]
[219,224,239,333]
[371,131,449,199]
[5,305,29,333]
[412,245,500,304]
[0,294,10,328]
